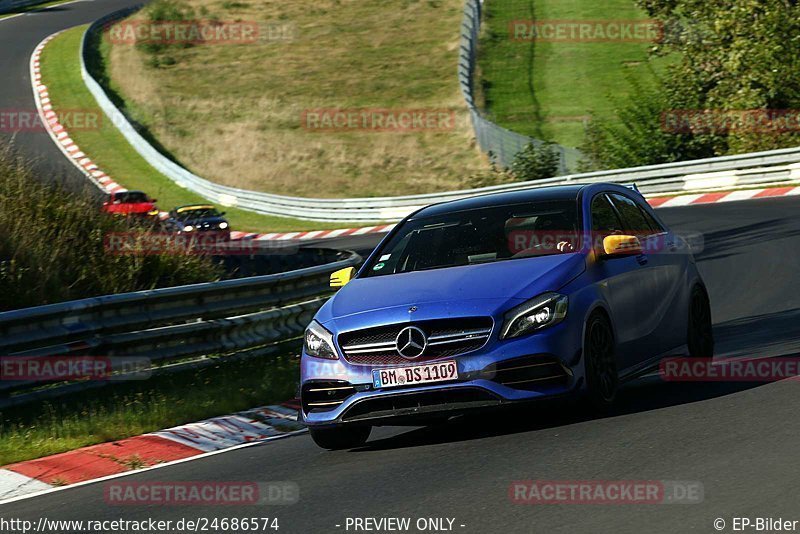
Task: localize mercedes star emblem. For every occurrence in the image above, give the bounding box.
[396,326,427,359]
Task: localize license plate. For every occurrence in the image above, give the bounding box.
[372,360,458,389]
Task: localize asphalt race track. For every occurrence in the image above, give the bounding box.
[0,0,144,194]
[4,197,800,533]
[3,2,800,533]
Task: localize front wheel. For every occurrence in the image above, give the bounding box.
[583,312,619,410]
[687,285,714,358]
[309,425,371,450]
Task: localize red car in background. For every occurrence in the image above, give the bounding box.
[101,191,160,218]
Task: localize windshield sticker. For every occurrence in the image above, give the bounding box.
[379,254,392,261]
[373,262,386,271]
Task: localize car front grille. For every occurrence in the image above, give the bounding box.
[338,317,493,366]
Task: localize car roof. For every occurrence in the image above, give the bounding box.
[409,183,648,219]
[411,184,589,219]
[174,204,216,213]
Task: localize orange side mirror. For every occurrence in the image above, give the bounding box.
[602,235,642,256]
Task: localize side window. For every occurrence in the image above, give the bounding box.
[591,194,624,234]
[638,204,666,234]
[609,193,653,238]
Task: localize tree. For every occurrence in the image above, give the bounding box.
[578,73,722,171]
[639,0,800,153]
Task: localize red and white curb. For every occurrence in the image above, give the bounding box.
[0,400,304,503]
[31,33,127,196]
[648,185,800,208]
[228,224,397,242]
[31,34,800,245]
[30,32,393,242]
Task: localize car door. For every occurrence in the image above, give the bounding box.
[607,192,687,359]
[589,193,652,372]
[610,193,689,356]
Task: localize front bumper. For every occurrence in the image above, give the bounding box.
[300,320,585,426]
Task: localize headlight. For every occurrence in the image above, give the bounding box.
[183,225,194,232]
[219,222,229,229]
[501,292,568,339]
[304,320,338,359]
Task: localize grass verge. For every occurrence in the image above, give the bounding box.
[97,0,486,198]
[0,350,300,466]
[478,0,669,149]
[0,149,221,311]
[39,26,358,233]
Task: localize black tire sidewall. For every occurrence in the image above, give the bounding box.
[583,312,619,408]
[687,286,714,358]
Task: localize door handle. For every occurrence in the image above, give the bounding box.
[636,254,648,265]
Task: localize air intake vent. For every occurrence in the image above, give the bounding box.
[301,381,356,413]
[341,387,501,422]
[484,355,571,390]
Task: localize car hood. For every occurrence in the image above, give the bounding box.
[317,253,585,326]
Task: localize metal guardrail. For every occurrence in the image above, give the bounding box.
[458,0,579,172]
[78,6,800,223]
[0,251,361,398]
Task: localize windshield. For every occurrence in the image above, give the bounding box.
[363,200,580,277]
[113,192,149,203]
[173,208,222,220]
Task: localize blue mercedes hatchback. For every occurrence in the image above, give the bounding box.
[300,183,713,449]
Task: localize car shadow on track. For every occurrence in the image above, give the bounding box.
[349,306,800,452]
[351,381,766,452]
[693,218,800,262]
[713,308,800,360]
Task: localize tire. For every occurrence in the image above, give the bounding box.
[687,285,714,358]
[309,425,371,450]
[583,312,619,410]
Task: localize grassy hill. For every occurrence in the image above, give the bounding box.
[99,0,486,198]
[477,0,668,151]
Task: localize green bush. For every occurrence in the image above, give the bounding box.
[136,0,196,60]
[0,149,221,311]
[509,142,561,181]
[577,73,722,171]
